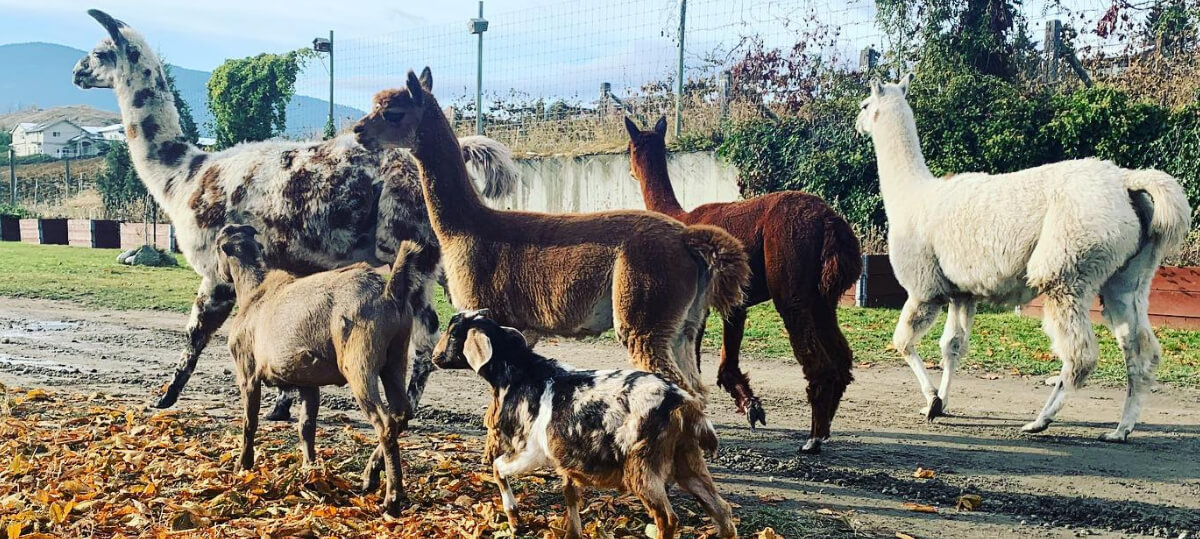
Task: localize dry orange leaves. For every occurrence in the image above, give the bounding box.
[0,388,754,538]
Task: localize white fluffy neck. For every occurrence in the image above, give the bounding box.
[870,103,935,218]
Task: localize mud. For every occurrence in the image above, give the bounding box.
[1,297,1198,538]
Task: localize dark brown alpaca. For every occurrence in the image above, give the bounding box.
[353,69,751,402]
[626,116,862,453]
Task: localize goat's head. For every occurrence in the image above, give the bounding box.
[215,224,265,283]
[353,67,434,151]
[432,309,528,374]
[855,72,915,137]
[624,115,668,182]
[75,10,160,90]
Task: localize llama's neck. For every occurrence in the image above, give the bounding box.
[870,106,935,216]
[410,98,488,233]
[112,58,200,213]
[632,148,685,219]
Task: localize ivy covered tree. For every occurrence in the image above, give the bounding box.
[164,63,200,144]
[96,141,146,219]
[876,0,1037,81]
[207,50,311,148]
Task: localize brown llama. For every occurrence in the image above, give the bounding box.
[625,116,862,453]
[352,69,751,403]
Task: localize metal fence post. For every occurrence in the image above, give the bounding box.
[674,0,687,139]
[7,148,14,205]
[1044,20,1062,83]
[470,2,489,135]
[718,70,731,121]
[860,46,879,73]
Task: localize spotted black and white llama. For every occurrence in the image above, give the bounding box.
[74,10,519,415]
[856,74,1191,442]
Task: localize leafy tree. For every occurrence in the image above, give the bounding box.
[164,63,200,144]
[207,50,311,148]
[1145,0,1198,55]
[0,131,10,156]
[876,0,1036,81]
[96,141,146,218]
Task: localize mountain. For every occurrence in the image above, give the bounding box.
[0,105,120,131]
[0,42,364,139]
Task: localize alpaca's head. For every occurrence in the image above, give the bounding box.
[624,116,668,182]
[855,73,915,137]
[74,10,162,91]
[354,68,435,151]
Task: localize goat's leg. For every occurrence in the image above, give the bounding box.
[405,286,440,411]
[632,475,678,539]
[154,279,235,409]
[714,308,763,428]
[933,298,976,419]
[382,336,413,430]
[264,388,295,422]
[894,298,942,418]
[493,460,521,530]
[237,378,261,471]
[295,387,320,466]
[1099,271,1160,442]
[561,476,584,539]
[1023,292,1097,434]
[674,445,737,538]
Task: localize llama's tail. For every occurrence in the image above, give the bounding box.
[818,212,863,305]
[1123,169,1193,258]
[681,225,750,317]
[458,135,521,200]
[678,390,720,457]
[385,241,442,304]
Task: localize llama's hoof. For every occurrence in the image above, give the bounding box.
[151,391,179,410]
[799,437,823,454]
[263,406,292,422]
[925,396,945,422]
[1099,430,1130,443]
[1020,419,1051,433]
[746,398,767,430]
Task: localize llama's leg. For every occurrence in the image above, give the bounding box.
[264,388,295,422]
[405,284,439,411]
[295,387,320,466]
[715,308,764,428]
[561,476,585,539]
[1099,270,1160,442]
[1023,292,1098,434]
[154,279,235,409]
[671,310,708,404]
[933,298,976,419]
[493,460,521,530]
[894,298,942,417]
[778,302,853,453]
[675,445,737,538]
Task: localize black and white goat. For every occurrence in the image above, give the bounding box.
[432,310,737,539]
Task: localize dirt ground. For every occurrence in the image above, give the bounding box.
[1,297,1198,538]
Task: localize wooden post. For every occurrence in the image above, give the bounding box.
[1044,20,1062,83]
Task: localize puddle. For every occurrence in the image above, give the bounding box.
[0,320,81,340]
[0,353,81,373]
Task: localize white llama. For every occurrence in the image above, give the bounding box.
[73,10,519,416]
[856,74,1192,441]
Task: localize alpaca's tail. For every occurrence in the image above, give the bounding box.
[1123,169,1192,258]
[385,241,442,304]
[818,212,863,305]
[458,135,520,200]
[681,225,750,317]
[678,390,719,457]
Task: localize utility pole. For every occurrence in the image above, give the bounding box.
[470,2,489,135]
[674,0,687,139]
[328,30,334,137]
[64,156,71,197]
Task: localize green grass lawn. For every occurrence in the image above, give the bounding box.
[2,242,1197,388]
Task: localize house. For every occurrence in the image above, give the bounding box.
[9,119,110,158]
[96,123,126,142]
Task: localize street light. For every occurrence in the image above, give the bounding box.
[313,32,334,139]
[469,2,488,135]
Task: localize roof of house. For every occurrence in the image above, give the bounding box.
[96,124,125,133]
[11,118,82,134]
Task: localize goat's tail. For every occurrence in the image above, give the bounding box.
[678,390,719,457]
[1123,169,1193,259]
[682,225,750,317]
[818,212,863,305]
[459,135,521,200]
[385,241,441,303]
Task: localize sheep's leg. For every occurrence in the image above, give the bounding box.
[715,308,763,428]
[154,279,235,409]
[1023,292,1097,434]
[264,388,294,422]
[1099,270,1160,442]
[296,387,320,466]
[934,298,976,419]
[674,445,737,538]
[493,460,521,530]
[893,298,942,418]
[561,476,584,539]
[237,378,261,471]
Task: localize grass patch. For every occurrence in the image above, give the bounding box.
[2,242,1197,388]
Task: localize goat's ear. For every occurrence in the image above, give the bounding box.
[418,66,433,91]
[502,327,528,349]
[463,328,493,372]
[653,115,668,137]
[869,79,883,97]
[406,70,424,106]
[624,116,640,140]
[88,9,128,48]
[898,72,914,96]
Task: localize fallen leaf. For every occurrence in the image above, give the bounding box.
[816,508,838,515]
[6,521,22,539]
[757,528,780,539]
[896,533,917,539]
[912,467,935,479]
[24,389,51,402]
[956,494,983,511]
[756,494,785,503]
[903,502,938,514]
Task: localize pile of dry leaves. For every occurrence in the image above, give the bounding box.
[0,386,759,538]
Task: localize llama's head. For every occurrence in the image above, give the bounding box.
[624,115,668,181]
[855,73,915,136]
[432,309,528,374]
[74,10,161,91]
[215,224,265,284]
[354,68,435,151]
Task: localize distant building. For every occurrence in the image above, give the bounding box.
[9,119,114,158]
[96,123,126,142]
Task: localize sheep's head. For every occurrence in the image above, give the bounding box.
[624,115,668,184]
[215,224,265,283]
[74,10,161,91]
[432,309,528,374]
[354,68,433,151]
[855,73,914,137]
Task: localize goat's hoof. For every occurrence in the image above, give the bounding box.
[746,398,767,430]
[362,474,381,493]
[505,512,521,531]
[1020,419,1051,433]
[799,438,823,454]
[1098,430,1129,443]
[381,494,407,517]
[925,396,945,422]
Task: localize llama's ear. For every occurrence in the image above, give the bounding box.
[418,66,433,91]
[624,116,640,139]
[898,72,915,96]
[869,79,883,97]
[653,115,668,136]
[463,328,494,372]
[88,9,128,48]
[406,70,424,106]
